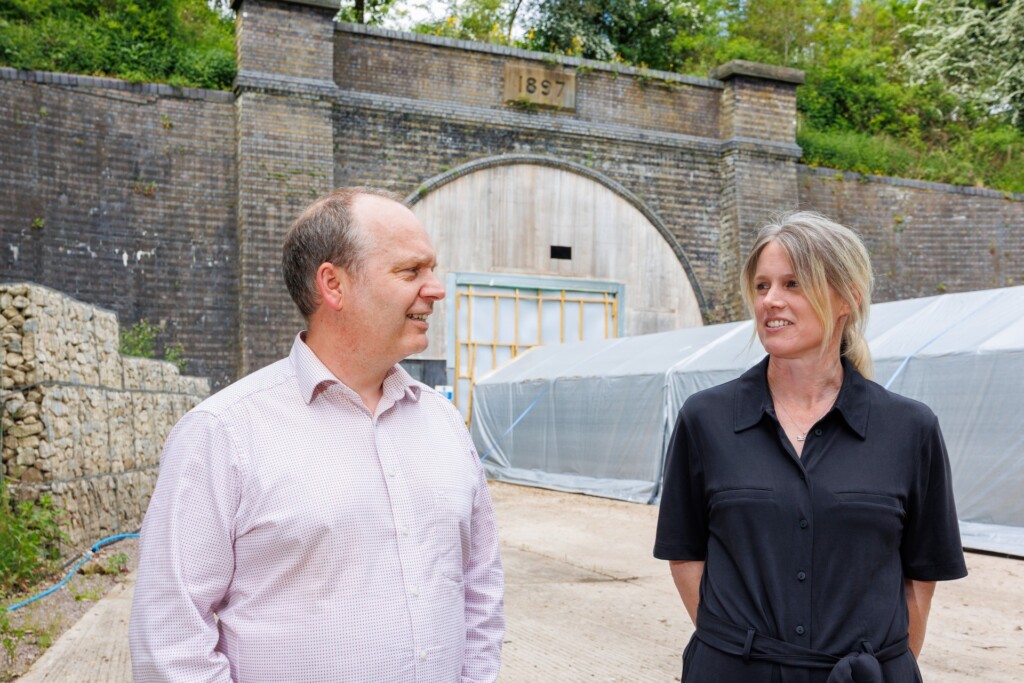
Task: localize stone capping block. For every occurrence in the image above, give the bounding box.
[800,164,1024,201]
[711,60,805,85]
[0,66,234,102]
[1,282,210,549]
[338,22,724,90]
[232,0,339,9]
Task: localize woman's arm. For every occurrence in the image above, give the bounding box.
[669,560,705,626]
[905,578,936,658]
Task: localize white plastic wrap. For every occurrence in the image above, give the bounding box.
[472,286,1024,556]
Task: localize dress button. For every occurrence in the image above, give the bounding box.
[795,625,806,635]
[814,428,823,436]
[797,571,806,581]
[799,519,809,529]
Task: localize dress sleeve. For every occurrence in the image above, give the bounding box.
[460,437,505,683]
[900,413,969,581]
[654,406,708,561]
[128,410,239,682]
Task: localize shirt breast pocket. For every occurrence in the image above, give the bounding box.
[832,491,905,550]
[431,486,474,584]
[708,488,776,540]
[709,487,775,511]
[834,491,905,516]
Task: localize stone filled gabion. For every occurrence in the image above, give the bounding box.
[1,283,209,549]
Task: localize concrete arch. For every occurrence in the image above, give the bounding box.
[406,153,708,315]
[406,155,706,362]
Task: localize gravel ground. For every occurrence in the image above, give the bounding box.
[1,537,139,682]
[7,484,1024,682]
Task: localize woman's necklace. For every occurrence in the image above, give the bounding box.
[770,388,840,441]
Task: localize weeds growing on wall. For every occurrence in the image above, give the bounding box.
[0,487,66,599]
[119,319,188,373]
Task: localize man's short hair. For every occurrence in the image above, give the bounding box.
[282,186,404,318]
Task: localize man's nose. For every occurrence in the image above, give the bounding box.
[422,270,445,301]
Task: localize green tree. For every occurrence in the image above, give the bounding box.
[411,0,522,44]
[524,0,711,70]
[338,0,402,25]
[901,0,1024,130]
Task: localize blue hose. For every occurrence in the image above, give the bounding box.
[4,532,140,612]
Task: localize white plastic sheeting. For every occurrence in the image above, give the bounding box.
[472,286,1024,557]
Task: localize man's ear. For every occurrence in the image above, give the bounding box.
[315,262,345,312]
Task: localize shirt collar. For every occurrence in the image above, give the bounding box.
[733,355,869,439]
[289,333,422,406]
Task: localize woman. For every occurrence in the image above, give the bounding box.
[654,212,967,682]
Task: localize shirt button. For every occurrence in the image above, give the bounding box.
[814,428,823,436]
[398,525,409,536]
[386,471,396,478]
[418,650,427,661]
[799,519,808,529]
[797,571,807,581]
[795,625,806,636]
[410,586,420,597]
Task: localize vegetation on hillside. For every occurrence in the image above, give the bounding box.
[1,0,1021,193]
[0,0,234,89]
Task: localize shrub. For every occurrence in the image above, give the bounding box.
[119,319,158,359]
[0,487,66,599]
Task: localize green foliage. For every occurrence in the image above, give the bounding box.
[0,488,66,599]
[524,0,711,70]
[119,319,157,359]
[412,0,516,44]
[120,319,190,372]
[0,610,24,667]
[901,0,1024,131]
[105,552,130,575]
[799,122,1024,193]
[0,0,235,89]
[338,0,401,26]
[164,342,187,373]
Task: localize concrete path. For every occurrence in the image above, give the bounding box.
[16,573,135,682]
[16,482,1024,681]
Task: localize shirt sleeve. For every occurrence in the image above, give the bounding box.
[654,406,708,561]
[900,412,968,581]
[129,410,239,682]
[460,439,505,683]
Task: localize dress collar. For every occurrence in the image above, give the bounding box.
[289,333,422,406]
[733,355,869,439]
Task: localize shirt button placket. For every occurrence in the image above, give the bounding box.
[376,420,427,670]
[795,494,813,646]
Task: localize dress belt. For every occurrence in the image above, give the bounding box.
[693,609,910,683]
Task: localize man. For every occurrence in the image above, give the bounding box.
[129,187,505,682]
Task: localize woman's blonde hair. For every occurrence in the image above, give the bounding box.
[740,211,875,379]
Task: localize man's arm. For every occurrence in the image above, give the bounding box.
[669,560,704,627]
[129,411,238,682]
[905,578,936,658]
[460,464,505,683]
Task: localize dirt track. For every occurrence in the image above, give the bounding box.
[492,482,1024,682]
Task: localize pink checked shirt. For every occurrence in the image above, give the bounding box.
[129,335,504,682]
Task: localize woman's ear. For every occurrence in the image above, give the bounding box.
[315,262,345,312]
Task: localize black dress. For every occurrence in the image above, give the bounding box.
[654,356,967,683]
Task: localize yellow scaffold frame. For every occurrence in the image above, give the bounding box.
[453,285,619,423]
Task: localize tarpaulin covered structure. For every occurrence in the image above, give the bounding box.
[471,286,1024,556]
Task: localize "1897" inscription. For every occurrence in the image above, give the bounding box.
[503,64,576,110]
